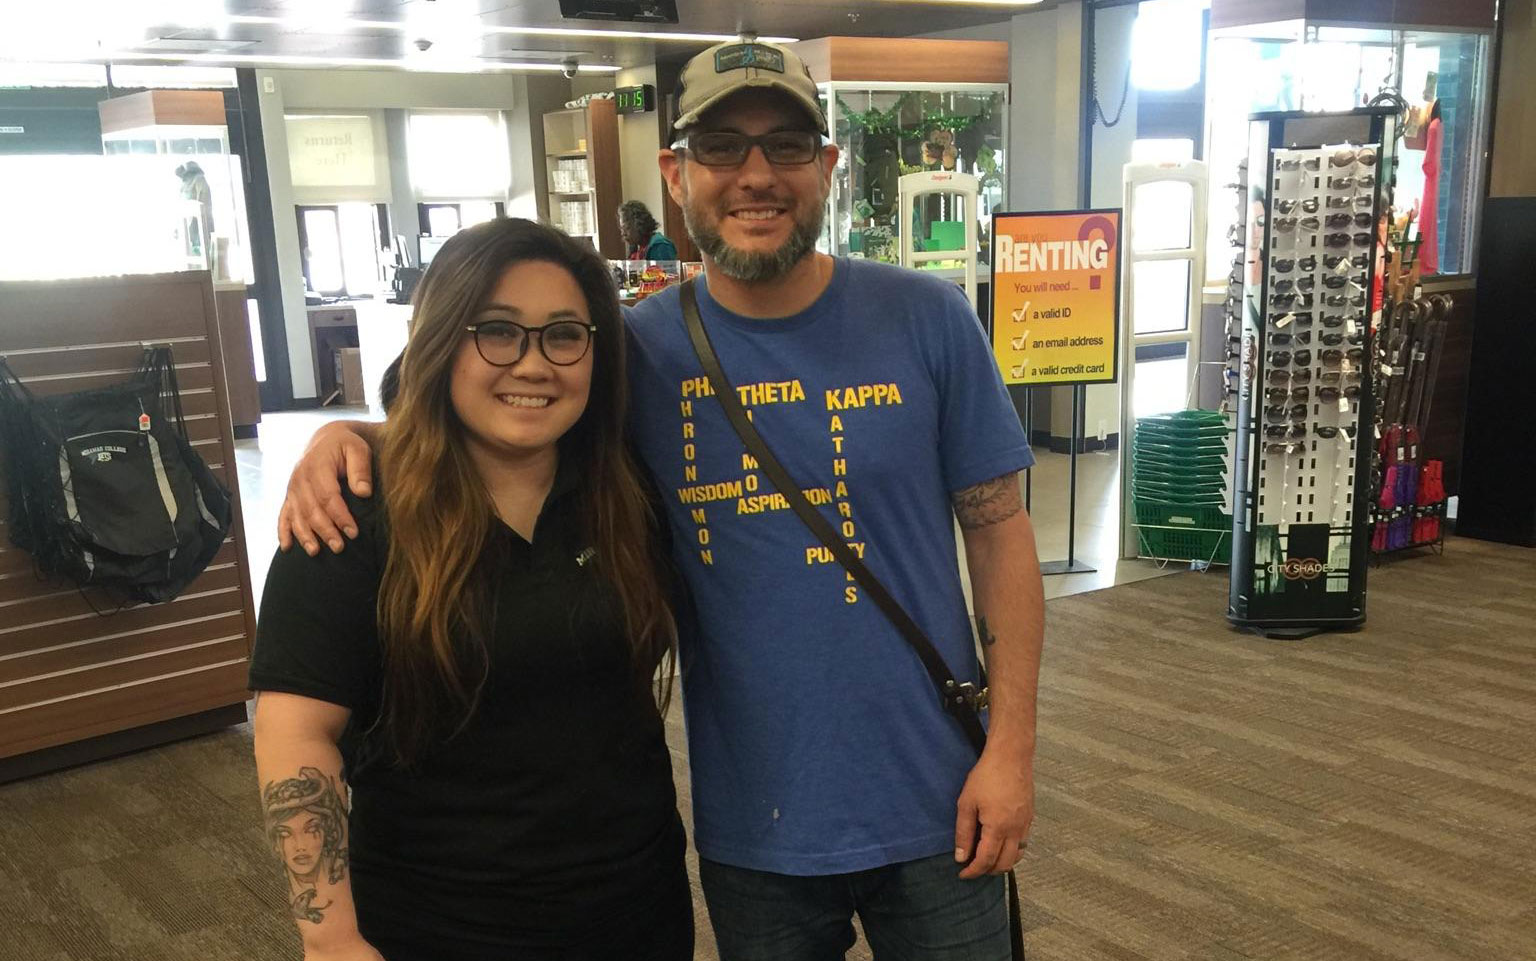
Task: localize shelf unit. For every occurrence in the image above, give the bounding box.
[542,99,621,258]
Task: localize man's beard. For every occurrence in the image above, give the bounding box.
[683,193,825,283]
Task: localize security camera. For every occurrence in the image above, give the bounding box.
[561,57,580,79]
[413,38,433,52]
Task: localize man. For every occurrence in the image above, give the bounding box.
[620,199,680,261]
[279,40,1044,960]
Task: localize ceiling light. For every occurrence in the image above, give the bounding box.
[225,14,793,44]
[78,51,621,72]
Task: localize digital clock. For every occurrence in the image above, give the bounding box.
[614,84,655,115]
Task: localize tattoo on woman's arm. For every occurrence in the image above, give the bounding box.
[952,473,1024,529]
[262,767,350,924]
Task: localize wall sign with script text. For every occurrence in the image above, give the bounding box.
[989,209,1122,386]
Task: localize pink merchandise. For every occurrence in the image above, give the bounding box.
[1419,115,1442,274]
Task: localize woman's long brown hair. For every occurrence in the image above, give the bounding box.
[375,218,675,765]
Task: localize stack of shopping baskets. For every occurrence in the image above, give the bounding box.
[1132,410,1233,565]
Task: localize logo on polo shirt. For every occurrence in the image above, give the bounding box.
[575,547,597,567]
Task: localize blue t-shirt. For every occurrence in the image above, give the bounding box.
[626,258,1034,875]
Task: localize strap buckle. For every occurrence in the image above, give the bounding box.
[942,679,989,715]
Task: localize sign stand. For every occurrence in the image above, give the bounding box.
[1039,385,1097,575]
[990,209,1122,577]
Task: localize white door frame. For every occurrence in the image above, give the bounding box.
[1118,158,1209,560]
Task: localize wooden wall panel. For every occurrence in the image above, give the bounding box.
[0,271,256,776]
[792,37,1010,85]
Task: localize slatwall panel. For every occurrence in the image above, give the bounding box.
[0,271,256,768]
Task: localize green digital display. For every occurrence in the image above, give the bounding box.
[614,84,655,115]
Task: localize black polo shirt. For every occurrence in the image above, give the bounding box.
[250,466,683,952]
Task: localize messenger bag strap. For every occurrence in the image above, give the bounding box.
[678,278,988,751]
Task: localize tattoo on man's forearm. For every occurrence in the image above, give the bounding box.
[952,473,1024,529]
[263,767,350,925]
[977,614,998,647]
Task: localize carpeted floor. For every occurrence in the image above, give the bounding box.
[2,536,1533,960]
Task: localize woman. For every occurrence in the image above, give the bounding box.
[619,200,678,261]
[250,218,689,960]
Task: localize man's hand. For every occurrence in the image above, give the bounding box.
[954,744,1035,878]
[278,420,376,556]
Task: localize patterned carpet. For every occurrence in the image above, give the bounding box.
[2,535,1533,960]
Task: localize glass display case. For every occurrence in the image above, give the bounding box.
[1205,22,1492,278]
[100,122,255,285]
[819,83,1007,275]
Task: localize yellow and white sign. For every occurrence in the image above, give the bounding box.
[990,209,1122,386]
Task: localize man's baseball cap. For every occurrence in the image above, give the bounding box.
[673,40,827,135]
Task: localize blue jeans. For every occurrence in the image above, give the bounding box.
[699,852,1010,961]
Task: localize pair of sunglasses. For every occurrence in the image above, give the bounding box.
[1270,331,1311,346]
[1329,146,1378,167]
[1269,349,1313,367]
[1324,232,1373,249]
[1326,195,1375,209]
[1267,368,1313,386]
[1277,156,1322,171]
[1328,174,1376,189]
[1273,277,1318,294]
[1324,292,1367,308]
[1326,212,1375,229]
[1265,403,1308,423]
[1272,293,1316,308]
[1324,253,1370,270]
[1267,385,1310,403]
[1321,347,1365,365]
[1265,423,1307,440]
[1315,386,1362,403]
[1275,198,1321,214]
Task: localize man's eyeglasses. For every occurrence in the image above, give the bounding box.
[465,319,597,367]
[670,130,824,167]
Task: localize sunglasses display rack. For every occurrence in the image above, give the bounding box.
[1229,108,1398,637]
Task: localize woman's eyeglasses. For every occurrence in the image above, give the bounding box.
[671,129,824,166]
[465,319,597,367]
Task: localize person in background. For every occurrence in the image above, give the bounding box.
[250,217,690,961]
[619,200,679,261]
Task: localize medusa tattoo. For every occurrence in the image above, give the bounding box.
[263,767,350,923]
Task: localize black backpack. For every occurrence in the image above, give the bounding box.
[0,345,233,607]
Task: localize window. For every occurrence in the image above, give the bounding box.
[297,206,345,296]
[407,111,510,200]
[1132,0,1204,91]
[1205,26,1492,278]
[417,201,506,237]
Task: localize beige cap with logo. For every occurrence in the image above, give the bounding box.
[674,40,827,135]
